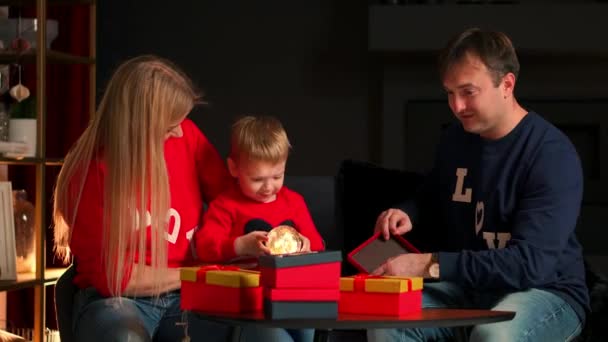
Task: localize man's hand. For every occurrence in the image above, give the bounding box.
[234,231,271,257]
[371,253,432,277]
[374,208,413,240]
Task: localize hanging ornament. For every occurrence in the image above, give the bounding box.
[9,64,30,102]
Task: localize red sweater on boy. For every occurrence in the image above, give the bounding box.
[196,183,325,262]
[69,119,230,296]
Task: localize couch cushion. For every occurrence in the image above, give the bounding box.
[336,159,430,275]
[284,176,341,252]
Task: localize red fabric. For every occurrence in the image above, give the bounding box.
[196,183,325,262]
[260,262,341,289]
[69,119,230,296]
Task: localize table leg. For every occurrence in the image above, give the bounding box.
[313,329,331,342]
[454,326,469,342]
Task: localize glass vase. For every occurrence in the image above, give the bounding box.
[12,189,35,273]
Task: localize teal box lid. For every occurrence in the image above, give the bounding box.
[259,250,342,268]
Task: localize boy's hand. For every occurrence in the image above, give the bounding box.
[234,231,271,257]
[298,233,311,252]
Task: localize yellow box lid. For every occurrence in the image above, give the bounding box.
[180,266,260,288]
[340,275,423,293]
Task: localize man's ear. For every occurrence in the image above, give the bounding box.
[227,157,238,178]
[502,72,516,97]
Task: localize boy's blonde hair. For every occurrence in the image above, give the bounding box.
[53,55,200,297]
[230,115,291,163]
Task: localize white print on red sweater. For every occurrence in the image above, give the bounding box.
[135,209,194,244]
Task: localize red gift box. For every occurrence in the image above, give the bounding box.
[263,287,340,302]
[180,265,262,313]
[259,251,342,288]
[339,274,423,316]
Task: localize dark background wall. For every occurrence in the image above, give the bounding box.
[98,0,371,176]
[98,0,608,276]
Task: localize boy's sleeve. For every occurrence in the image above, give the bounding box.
[292,193,325,251]
[195,197,238,262]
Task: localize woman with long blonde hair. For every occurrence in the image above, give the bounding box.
[53,55,232,341]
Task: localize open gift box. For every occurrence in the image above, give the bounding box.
[180,265,262,313]
[339,275,423,316]
[259,250,342,288]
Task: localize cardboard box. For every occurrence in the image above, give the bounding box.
[339,275,423,316]
[348,233,420,274]
[180,266,262,313]
[259,250,342,288]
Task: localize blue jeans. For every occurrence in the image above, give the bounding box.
[73,287,233,342]
[236,326,314,342]
[367,282,583,342]
[73,287,315,342]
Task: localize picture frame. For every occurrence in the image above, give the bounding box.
[0,181,17,281]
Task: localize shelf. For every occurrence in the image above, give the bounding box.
[43,267,68,285]
[0,49,96,64]
[0,157,63,165]
[0,275,39,292]
[0,267,68,291]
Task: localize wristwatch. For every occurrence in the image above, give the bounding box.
[427,253,440,279]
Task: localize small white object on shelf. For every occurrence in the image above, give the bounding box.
[0,141,28,158]
[5,119,35,158]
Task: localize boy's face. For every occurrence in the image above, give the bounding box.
[228,157,286,203]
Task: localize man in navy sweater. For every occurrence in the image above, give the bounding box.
[368,28,588,341]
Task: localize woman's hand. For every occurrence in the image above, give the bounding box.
[234,231,270,257]
[374,208,413,240]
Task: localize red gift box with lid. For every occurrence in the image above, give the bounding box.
[180,265,262,313]
[339,275,423,316]
[259,250,342,289]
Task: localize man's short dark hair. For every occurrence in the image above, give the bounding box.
[438,28,520,87]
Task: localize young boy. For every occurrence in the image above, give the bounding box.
[196,115,325,263]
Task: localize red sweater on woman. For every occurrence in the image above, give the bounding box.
[68,119,230,296]
[196,183,325,262]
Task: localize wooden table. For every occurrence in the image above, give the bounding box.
[195,308,515,342]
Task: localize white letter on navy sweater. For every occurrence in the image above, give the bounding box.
[482,232,512,249]
[452,168,472,203]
